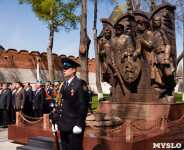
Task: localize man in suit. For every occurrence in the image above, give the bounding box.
[15,81,26,112]
[53,57,89,150]
[10,83,16,124]
[0,83,12,128]
[33,83,46,117]
[24,82,33,117]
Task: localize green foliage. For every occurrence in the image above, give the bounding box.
[113,2,127,21]
[19,0,81,32]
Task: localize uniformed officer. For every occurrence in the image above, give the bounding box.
[52,80,60,107]
[45,80,53,113]
[52,57,89,150]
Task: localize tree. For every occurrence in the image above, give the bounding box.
[19,0,81,82]
[177,64,183,73]
[79,0,91,84]
[93,0,103,99]
[127,0,133,13]
[132,0,141,10]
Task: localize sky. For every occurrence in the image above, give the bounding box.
[0,0,116,59]
[0,0,183,62]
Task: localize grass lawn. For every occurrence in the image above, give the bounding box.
[174,93,183,102]
[91,94,109,111]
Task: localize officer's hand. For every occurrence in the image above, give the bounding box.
[21,106,23,109]
[73,126,82,134]
[52,124,58,136]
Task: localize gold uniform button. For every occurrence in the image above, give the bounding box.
[60,115,62,117]
[62,99,63,101]
[60,110,62,112]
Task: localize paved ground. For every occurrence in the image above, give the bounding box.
[0,128,23,150]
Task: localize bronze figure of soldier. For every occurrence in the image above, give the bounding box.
[111,24,136,84]
[99,27,113,84]
[111,24,134,65]
[133,19,152,63]
[151,16,175,87]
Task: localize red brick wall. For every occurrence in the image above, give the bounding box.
[0,49,96,73]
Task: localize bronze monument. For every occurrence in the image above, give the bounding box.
[99,3,176,104]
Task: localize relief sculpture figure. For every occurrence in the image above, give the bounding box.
[151,16,175,83]
[99,3,176,103]
[111,24,135,84]
[99,27,113,84]
[133,19,152,64]
[151,16,175,101]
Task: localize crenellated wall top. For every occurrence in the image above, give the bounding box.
[0,49,96,72]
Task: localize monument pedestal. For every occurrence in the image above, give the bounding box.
[96,101,184,121]
[8,102,184,150]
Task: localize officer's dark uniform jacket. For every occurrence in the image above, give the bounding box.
[54,76,89,131]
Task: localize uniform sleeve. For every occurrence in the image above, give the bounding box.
[14,94,16,107]
[7,90,12,108]
[29,90,33,102]
[22,89,26,107]
[53,107,59,124]
[50,88,53,98]
[41,89,46,108]
[76,80,90,127]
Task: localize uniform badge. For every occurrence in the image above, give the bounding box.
[71,89,74,96]
[83,85,88,91]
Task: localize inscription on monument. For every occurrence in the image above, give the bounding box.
[110,104,150,119]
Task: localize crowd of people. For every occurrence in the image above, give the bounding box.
[0,57,94,150]
[0,80,61,128]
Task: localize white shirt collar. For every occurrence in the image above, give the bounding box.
[13,89,16,93]
[26,87,30,91]
[66,76,75,85]
[18,87,22,91]
[38,88,42,92]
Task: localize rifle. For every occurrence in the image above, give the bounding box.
[110,50,124,85]
[112,63,124,85]
[50,112,59,150]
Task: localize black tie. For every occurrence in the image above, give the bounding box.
[65,82,69,89]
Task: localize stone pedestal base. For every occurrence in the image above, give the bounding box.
[96,102,184,120]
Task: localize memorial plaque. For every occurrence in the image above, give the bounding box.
[110,104,150,119]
